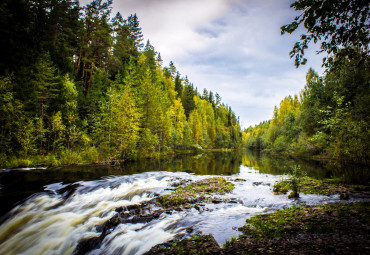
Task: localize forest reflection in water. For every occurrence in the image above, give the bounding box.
[122,149,369,184]
[0,149,368,218]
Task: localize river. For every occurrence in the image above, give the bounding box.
[0,150,368,254]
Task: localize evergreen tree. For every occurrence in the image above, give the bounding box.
[32,54,60,122]
[174,73,183,99]
[182,83,195,117]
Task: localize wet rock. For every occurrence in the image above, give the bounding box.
[186,226,194,233]
[194,204,202,211]
[211,199,223,204]
[58,183,81,200]
[145,234,221,255]
[120,211,162,224]
[227,198,240,204]
[233,178,246,182]
[340,192,349,200]
[74,236,102,255]
[253,182,263,186]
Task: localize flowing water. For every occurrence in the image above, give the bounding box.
[0,151,368,255]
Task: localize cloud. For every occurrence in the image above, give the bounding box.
[107,0,241,59]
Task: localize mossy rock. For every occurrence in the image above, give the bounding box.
[157,177,235,209]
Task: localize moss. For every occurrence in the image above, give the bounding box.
[147,234,221,255]
[298,177,366,195]
[242,205,305,238]
[287,190,299,199]
[222,236,237,249]
[273,175,368,196]
[157,177,235,208]
[273,179,290,194]
[241,202,370,239]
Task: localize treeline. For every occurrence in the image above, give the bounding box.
[243,55,369,163]
[0,0,241,167]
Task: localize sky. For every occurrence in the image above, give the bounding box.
[81,0,325,128]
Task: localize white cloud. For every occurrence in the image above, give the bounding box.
[109,0,241,60]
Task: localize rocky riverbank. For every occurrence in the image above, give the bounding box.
[74,175,369,255]
[146,202,370,254]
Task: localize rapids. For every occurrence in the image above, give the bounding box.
[0,166,345,255]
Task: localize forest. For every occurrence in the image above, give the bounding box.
[0,0,241,167]
[243,52,369,163]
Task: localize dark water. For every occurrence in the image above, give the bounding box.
[0,150,368,218]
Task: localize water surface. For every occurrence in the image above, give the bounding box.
[0,150,368,254]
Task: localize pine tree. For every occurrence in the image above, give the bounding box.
[32,54,60,122]
[174,73,183,99]
[182,83,195,117]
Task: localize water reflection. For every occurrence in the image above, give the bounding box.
[241,150,369,185]
[0,150,368,218]
[122,152,242,176]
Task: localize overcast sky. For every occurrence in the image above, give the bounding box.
[81,0,325,128]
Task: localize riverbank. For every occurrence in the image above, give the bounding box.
[0,147,237,169]
[260,147,370,166]
[147,202,369,254]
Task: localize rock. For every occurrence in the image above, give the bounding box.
[74,236,102,255]
[227,199,239,204]
[233,178,246,182]
[253,182,263,186]
[340,193,349,200]
[145,234,221,255]
[186,226,194,233]
[211,199,223,204]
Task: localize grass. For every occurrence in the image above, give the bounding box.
[273,166,302,198]
[271,164,369,197]
[1,146,101,168]
[222,236,237,249]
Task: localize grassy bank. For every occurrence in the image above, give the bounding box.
[0,147,238,169]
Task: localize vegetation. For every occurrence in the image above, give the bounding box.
[282,0,369,68]
[273,166,302,198]
[275,175,369,196]
[157,177,235,208]
[0,0,241,168]
[243,56,369,163]
[242,202,370,239]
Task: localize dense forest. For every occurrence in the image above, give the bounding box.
[0,0,241,167]
[243,56,369,163]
